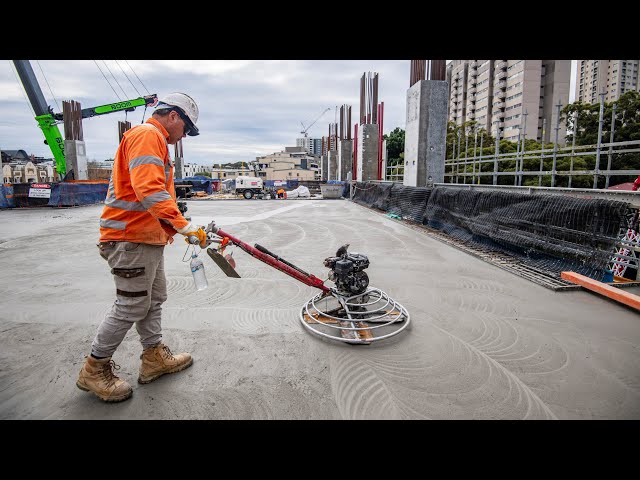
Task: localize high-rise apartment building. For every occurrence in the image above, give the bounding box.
[575,60,639,103]
[446,60,571,146]
[296,137,322,156]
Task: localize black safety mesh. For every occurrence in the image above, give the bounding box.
[387,185,433,223]
[351,181,636,280]
[352,182,389,210]
[371,183,393,211]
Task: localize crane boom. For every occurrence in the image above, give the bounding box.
[300,107,330,138]
[12,60,157,177]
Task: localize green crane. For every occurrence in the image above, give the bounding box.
[12,60,157,178]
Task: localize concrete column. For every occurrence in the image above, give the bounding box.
[321,154,328,181]
[328,151,339,180]
[403,80,448,187]
[381,139,387,180]
[356,123,379,182]
[338,139,353,181]
[64,140,88,180]
[174,154,184,180]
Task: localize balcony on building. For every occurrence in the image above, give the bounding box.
[496,61,507,70]
[493,101,505,109]
[468,86,476,94]
[496,71,507,80]
[470,61,478,68]
[495,90,505,99]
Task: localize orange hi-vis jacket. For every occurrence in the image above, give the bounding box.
[99,117,190,245]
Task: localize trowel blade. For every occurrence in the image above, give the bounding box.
[207,248,241,278]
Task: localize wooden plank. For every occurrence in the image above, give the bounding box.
[303,312,339,324]
[354,322,373,340]
[304,313,373,341]
[561,271,640,311]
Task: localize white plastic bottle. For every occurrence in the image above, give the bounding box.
[190,253,208,291]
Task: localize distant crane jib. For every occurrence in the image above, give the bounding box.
[300,107,330,137]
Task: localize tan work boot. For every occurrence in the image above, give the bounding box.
[76,356,133,403]
[138,343,193,384]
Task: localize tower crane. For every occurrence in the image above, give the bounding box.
[300,107,330,138]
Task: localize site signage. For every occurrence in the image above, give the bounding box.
[29,183,52,198]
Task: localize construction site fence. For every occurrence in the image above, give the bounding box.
[350,181,639,281]
[442,139,640,189]
[0,182,108,209]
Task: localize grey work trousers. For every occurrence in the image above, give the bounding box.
[91,241,167,358]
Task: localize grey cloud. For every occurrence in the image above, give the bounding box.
[1,60,411,165]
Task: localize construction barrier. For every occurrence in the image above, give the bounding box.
[0,184,14,208]
[352,181,638,281]
[0,181,107,209]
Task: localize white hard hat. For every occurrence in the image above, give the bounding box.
[155,92,200,136]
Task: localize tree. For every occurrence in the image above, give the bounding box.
[563,90,640,145]
[446,121,495,159]
[562,90,640,185]
[383,127,405,165]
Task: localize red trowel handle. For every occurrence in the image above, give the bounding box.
[214,226,329,292]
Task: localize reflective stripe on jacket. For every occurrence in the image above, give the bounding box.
[99,117,189,245]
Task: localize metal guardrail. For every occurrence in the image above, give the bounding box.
[444,139,640,191]
[433,183,640,208]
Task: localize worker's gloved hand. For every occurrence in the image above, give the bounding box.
[177,223,208,248]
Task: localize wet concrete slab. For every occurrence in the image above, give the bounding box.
[0,199,639,419]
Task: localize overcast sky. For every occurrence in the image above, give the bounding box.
[0,60,577,166]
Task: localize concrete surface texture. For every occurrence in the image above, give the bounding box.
[0,199,639,419]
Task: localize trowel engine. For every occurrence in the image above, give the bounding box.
[323,251,370,295]
[201,221,410,345]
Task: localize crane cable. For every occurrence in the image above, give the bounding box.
[101,60,127,100]
[123,60,152,96]
[35,60,61,113]
[93,60,123,101]
[8,61,36,118]
[93,60,155,124]
[119,60,154,123]
[115,60,142,97]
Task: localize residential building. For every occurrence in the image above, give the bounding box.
[575,60,639,103]
[1,150,60,183]
[3,161,58,183]
[254,150,318,181]
[296,137,323,156]
[447,60,571,146]
[208,167,255,180]
[447,60,468,127]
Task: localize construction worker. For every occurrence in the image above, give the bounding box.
[77,93,206,403]
[277,188,286,199]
